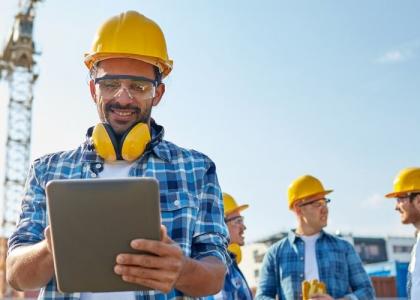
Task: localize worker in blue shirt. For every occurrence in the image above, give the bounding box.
[385,167,420,300]
[207,192,253,300]
[6,10,229,300]
[256,175,375,300]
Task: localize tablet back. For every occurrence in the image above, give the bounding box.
[46,177,160,293]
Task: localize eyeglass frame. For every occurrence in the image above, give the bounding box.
[224,215,245,225]
[396,193,419,204]
[94,74,158,100]
[298,197,331,208]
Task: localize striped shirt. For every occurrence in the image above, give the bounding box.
[8,121,230,300]
[255,230,375,300]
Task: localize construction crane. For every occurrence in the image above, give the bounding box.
[0,0,42,297]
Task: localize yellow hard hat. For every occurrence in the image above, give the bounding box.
[228,243,242,264]
[223,192,249,216]
[287,175,333,209]
[385,167,420,198]
[84,11,173,77]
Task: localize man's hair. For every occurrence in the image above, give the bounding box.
[89,62,163,85]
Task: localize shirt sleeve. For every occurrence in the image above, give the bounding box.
[8,160,48,253]
[190,160,230,265]
[344,243,376,300]
[255,246,278,300]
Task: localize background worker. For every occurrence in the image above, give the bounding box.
[385,167,420,299]
[6,10,229,299]
[256,175,374,300]
[207,192,253,300]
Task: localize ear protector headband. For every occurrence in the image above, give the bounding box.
[91,122,151,162]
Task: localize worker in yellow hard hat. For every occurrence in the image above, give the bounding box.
[385,167,420,299]
[207,192,253,299]
[256,175,375,300]
[6,11,229,299]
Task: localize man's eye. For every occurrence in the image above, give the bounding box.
[131,82,147,92]
[101,81,120,89]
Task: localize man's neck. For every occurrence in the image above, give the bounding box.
[295,225,321,237]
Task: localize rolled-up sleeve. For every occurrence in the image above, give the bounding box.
[8,159,47,253]
[191,161,230,265]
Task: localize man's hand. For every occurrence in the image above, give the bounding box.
[114,225,186,293]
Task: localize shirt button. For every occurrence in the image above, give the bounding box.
[91,173,97,178]
[95,163,102,169]
[300,274,304,278]
[300,256,304,260]
[174,200,180,206]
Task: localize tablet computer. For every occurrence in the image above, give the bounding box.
[46,177,161,293]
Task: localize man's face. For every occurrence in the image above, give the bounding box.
[89,58,165,134]
[395,195,420,225]
[226,211,246,246]
[295,195,330,232]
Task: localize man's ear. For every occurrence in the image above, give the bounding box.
[152,83,165,106]
[292,204,303,217]
[413,194,420,209]
[89,80,97,103]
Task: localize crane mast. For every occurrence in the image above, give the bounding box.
[0,1,42,297]
[0,0,41,237]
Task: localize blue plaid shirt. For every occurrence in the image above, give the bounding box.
[205,251,253,300]
[8,121,230,300]
[255,230,375,300]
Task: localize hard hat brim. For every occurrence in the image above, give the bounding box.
[225,204,249,216]
[290,189,333,209]
[385,190,420,198]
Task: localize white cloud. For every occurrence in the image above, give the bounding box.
[361,193,387,208]
[376,39,420,64]
[377,50,405,63]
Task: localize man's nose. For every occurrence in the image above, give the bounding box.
[114,87,134,103]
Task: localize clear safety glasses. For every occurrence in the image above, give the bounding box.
[299,198,331,208]
[94,74,158,100]
[225,216,245,226]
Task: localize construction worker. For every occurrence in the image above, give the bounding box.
[207,192,253,299]
[6,11,229,299]
[255,175,375,300]
[385,167,420,299]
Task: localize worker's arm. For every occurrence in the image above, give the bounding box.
[6,227,54,290]
[6,160,54,290]
[255,247,278,300]
[344,243,376,300]
[114,225,225,296]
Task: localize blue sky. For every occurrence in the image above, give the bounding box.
[1,1,420,242]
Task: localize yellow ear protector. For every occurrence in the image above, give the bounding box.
[91,122,151,161]
[228,243,242,264]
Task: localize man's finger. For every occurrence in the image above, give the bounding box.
[116,253,182,272]
[115,265,177,283]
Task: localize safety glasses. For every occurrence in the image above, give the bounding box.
[299,198,331,208]
[94,74,157,100]
[225,216,245,226]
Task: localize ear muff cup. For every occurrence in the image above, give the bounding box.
[92,123,119,161]
[120,123,151,161]
[92,123,151,162]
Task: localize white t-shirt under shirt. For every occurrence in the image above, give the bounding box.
[300,233,321,281]
[80,161,136,300]
[409,233,420,300]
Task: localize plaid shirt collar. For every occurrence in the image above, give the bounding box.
[81,119,171,163]
[288,229,326,244]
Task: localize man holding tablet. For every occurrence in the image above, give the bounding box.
[6,11,229,299]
